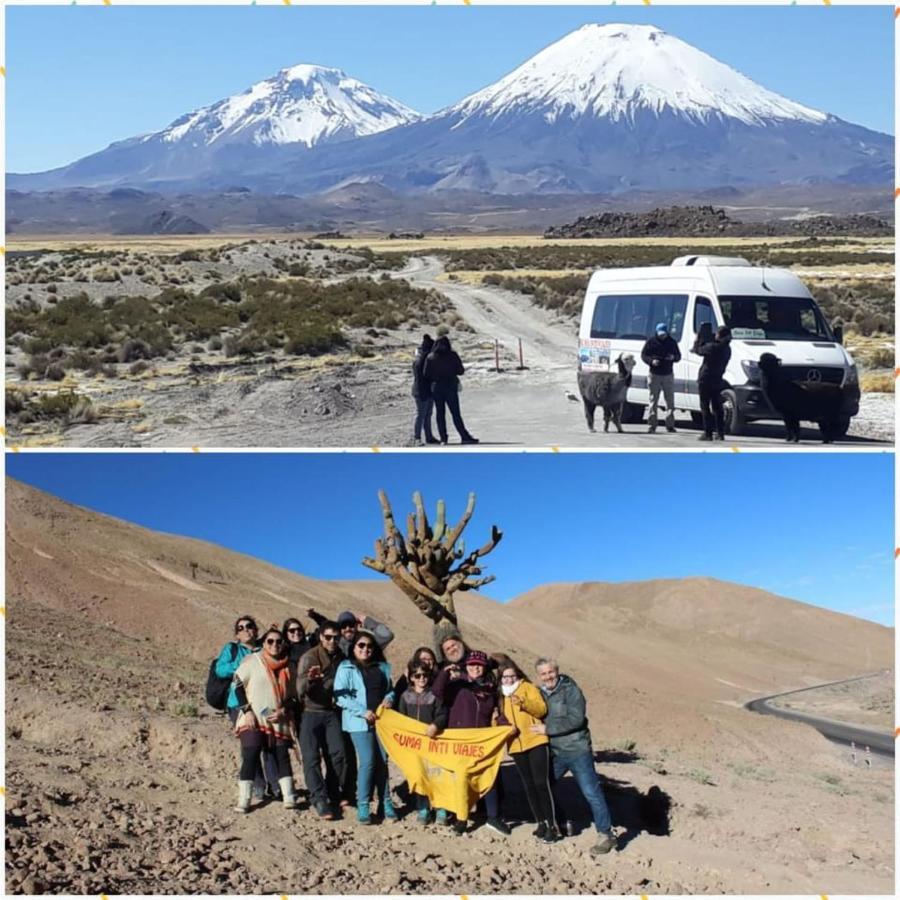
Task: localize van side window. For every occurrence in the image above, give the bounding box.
[693,296,717,334]
[590,294,688,341]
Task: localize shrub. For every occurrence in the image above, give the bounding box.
[129,360,150,376]
[118,339,153,363]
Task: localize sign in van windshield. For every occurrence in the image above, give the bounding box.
[730,327,767,340]
[579,338,611,371]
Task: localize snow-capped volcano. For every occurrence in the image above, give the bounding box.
[158,64,420,149]
[10,23,892,197]
[12,64,420,189]
[447,23,827,128]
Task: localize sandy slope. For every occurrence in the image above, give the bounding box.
[4,479,894,894]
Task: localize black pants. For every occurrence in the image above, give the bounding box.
[238,732,292,782]
[229,707,279,792]
[299,710,347,806]
[433,390,470,442]
[699,381,725,437]
[512,744,556,824]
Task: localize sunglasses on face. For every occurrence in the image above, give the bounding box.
[265,638,284,647]
[411,672,429,680]
[286,626,302,634]
[501,674,518,682]
[320,633,338,642]
[237,623,257,632]
[355,643,374,650]
[341,623,356,630]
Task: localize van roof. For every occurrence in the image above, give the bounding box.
[586,263,811,299]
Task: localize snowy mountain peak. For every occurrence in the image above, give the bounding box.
[447,22,828,128]
[158,64,421,149]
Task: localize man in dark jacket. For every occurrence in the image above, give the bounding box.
[422,335,478,445]
[334,610,394,658]
[531,658,615,855]
[411,334,438,446]
[692,325,732,442]
[296,621,346,819]
[641,323,681,434]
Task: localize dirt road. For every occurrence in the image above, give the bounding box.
[51,257,891,449]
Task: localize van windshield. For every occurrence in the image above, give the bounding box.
[719,295,833,341]
[590,293,688,341]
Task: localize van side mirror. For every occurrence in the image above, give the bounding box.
[833,324,843,345]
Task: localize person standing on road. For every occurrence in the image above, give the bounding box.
[531,657,616,856]
[423,335,479,445]
[692,325,732,442]
[641,323,681,434]
[411,334,438,446]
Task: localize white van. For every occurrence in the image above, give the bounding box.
[577,255,860,436]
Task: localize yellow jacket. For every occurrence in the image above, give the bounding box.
[501,680,549,755]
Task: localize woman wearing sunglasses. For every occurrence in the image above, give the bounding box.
[232,627,299,814]
[397,658,448,824]
[333,630,397,824]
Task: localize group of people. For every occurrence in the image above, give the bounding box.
[641,321,733,441]
[213,610,617,856]
[411,334,479,446]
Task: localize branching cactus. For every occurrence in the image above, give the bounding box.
[361,490,503,644]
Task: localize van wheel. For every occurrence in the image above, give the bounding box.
[621,403,645,424]
[722,389,746,436]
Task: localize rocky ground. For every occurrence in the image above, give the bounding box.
[4,243,893,448]
[5,590,895,895]
[544,206,893,239]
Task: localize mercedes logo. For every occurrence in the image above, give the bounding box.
[806,369,822,383]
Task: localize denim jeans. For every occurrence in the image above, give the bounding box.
[433,389,470,442]
[550,750,612,834]
[349,730,390,811]
[413,396,435,441]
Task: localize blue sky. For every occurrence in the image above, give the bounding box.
[6,4,894,172]
[5,452,894,627]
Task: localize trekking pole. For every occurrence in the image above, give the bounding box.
[518,338,524,370]
[494,339,500,373]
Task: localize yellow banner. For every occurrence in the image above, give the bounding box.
[376,708,510,821]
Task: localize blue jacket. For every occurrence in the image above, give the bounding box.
[214,641,256,709]
[333,660,394,733]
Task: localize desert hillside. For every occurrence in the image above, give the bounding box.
[4,478,894,894]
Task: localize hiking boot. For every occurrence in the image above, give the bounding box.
[698,433,713,442]
[417,808,431,825]
[453,819,468,835]
[435,809,449,826]
[357,802,372,825]
[591,831,616,855]
[538,823,562,844]
[532,822,547,840]
[314,800,335,820]
[278,777,297,810]
[666,424,676,433]
[564,820,576,837]
[485,817,511,836]
[715,433,726,441]
[382,797,398,821]
[235,780,253,814]
[425,437,441,445]
[647,425,657,434]
[461,435,480,445]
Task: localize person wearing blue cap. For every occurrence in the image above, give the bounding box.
[641,322,681,434]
